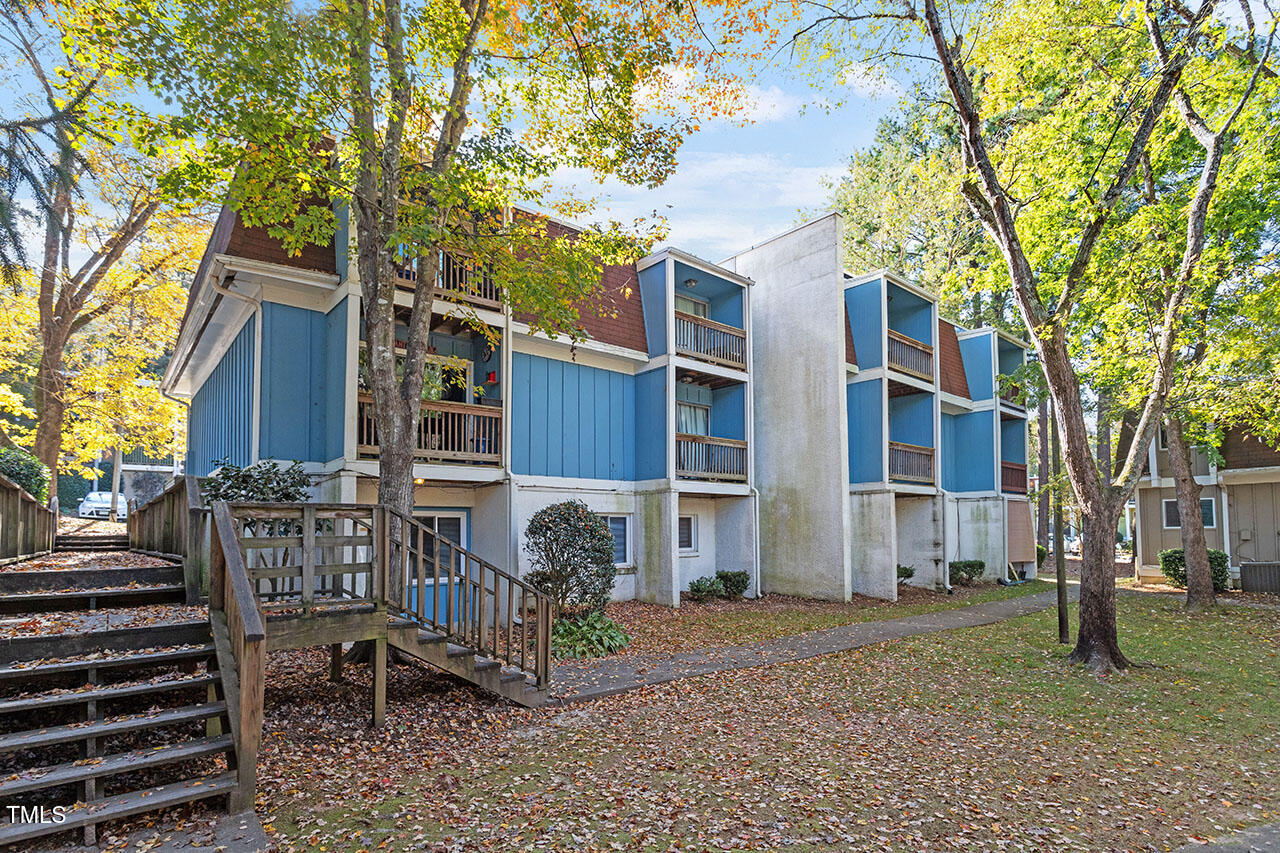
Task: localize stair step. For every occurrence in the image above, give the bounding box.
[0,734,233,797]
[0,585,186,613]
[0,772,236,846]
[499,670,527,684]
[0,701,226,753]
[445,643,472,659]
[0,672,218,715]
[0,644,215,682]
[472,658,499,672]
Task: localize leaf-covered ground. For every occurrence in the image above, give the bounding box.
[56,517,127,536]
[259,594,1280,851]
[600,580,1056,656]
[0,550,173,573]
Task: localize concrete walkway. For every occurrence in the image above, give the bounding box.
[1175,823,1280,852]
[552,586,1080,703]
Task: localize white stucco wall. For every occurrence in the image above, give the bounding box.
[728,214,852,601]
[946,495,1006,580]
[847,489,897,601]
[677,495,719,589]
[895,493,944,589]
[714,493,759,597]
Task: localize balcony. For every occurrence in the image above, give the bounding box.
[394,252,502,311]
[887,330,933,381]
[1001,461,1028,494]
[999,380,1025,411]
[676,434,748,482]
[674,311,747,371]
[357,395,502,465]
[889,441,934,484]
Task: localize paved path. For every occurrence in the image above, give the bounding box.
[1174,823,1280,852]
[552,586,1079,703]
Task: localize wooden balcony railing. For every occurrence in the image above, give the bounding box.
[674,311,747,370]
[887,329,933,381]
[394,251,502,310]
[676,433,748,482]
[1001,461,1028,493]
[888,441,935,484]
[357,395,502,465]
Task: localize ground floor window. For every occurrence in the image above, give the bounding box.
[601,514,630,566]
[1162,497,1215,529]
[678,514,698,553]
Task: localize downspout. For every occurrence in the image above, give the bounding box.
[212,279,263,465]
[750,485,762,598]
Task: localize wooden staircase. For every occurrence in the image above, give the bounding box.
[0,553,242,848]
[388,620,549,707]
[55,533,131,553]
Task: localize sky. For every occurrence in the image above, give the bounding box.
[551,69,903,263]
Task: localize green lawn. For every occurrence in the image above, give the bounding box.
[603,579,1057,655]
[262,594,1280,852]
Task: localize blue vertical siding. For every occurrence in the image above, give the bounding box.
[942,410,996,491]
[997,339,1024,378]
[188,318,255,476]
[888,392,933,447]
[711,384,746,441]
[886,283,933,345]
[638,265,668,357]
[958,335,994,400]
[1001,417,1027,464]
[845,281,882,369]
[325,298,348,461]
[634,367,667,479]
[511,352,637,480]
[847,378,883,483]
[259,302,338,463]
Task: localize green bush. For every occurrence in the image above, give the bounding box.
[896,564,916,581]
[686,575,725,601]
[551,610,630,659]
[1158,548,1230,592]
[0,448,51,503]
[202,458,310,504]
[524,500,617,616]
[716,570,751,598]
[1036,544,1048,568]
[949,560,985,585]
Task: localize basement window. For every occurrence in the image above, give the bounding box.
[1162,498,1216,529]
[678,515,698,553]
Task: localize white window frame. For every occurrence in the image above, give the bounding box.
[676,401,711,437]
[412,510,469,584]
[601,514,632,568]
[678,514,699,554]
[675,293,709,318]
[1161,498,1217,530]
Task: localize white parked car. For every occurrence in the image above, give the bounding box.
[77,491,127,521]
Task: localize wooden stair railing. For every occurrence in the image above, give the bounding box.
[208,501,267,814]
[0,472,56,566]
[129,474,209,603]
[381,507,552,689]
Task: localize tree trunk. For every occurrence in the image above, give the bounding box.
[1068,506,1130,672]
[1037,396,1050,549]
[1164,417,1215,611]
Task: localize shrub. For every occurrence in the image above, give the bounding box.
[896,564,916,581]
[686,575,725,601]
[1158,548,1230,592]
[716,570,751,598]
[550,610,631,659]
[1036,544,1048,568]
[949,560,985,585]
[524,500,617,616]
[0,448,50,503]
[202,458,310,504]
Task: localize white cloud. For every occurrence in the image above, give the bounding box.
[838,62,904,100]
[550,152,844,259]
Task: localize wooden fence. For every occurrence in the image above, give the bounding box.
[0,473,56,566]
[128,475,208,603]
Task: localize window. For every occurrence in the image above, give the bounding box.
[602,515,630,565]
[677,402,710,436]
[678,515,698,552]
[675,294,709,318]
[1162,498,1216,529]
[411,512,468,579]
[1157,425,1169,450]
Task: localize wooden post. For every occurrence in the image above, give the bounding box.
[329,643,344,682]
[230,634,264,814]
[301,505,316,615]
[371,636,386,728]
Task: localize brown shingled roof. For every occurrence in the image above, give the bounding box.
[938,319,971,399]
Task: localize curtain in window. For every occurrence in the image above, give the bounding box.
[677,402,709,436]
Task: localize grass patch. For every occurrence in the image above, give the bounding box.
[263,594,1280,851]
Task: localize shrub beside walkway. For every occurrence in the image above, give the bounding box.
[553,585,1080,701]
